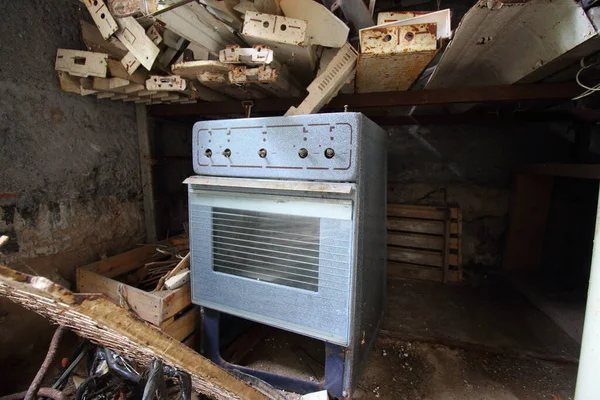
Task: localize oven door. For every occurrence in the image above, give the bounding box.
[187,178,355,346]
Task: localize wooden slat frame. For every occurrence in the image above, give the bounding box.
[387,203,462,283]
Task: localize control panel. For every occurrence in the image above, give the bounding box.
[193,114,363,182]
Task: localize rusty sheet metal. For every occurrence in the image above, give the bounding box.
[376,11,429,25]
[172,60,232,80]
[360,23,437,55]
[197,71,268,100]
[146,75,187,91]
[219,45,274,65]
[242,11,307,46]
[228,65,304,98]
[229,66,278,83]
[356,50,438,93]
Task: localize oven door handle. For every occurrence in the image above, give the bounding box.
[183,176,355,194]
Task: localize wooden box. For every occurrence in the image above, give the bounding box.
[76,237,196,346]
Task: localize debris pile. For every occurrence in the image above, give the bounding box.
[56,0,451,114]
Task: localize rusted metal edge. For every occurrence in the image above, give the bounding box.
[0,265,270,400]
[148,82,582,118]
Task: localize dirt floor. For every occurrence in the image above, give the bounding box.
[240,277,579,399]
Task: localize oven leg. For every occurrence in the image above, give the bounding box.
[201,308,349,397]
[324,342,345,398]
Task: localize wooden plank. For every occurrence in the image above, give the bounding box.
[0,266,270,400]
[107,59,148,84]
[77,267,163,324]
[387,217,459,235]
[147,82,582,118]
[92,76,130,91]
[457,209,463,267]
[442,210,451,284]
[387,204,459,220]
[387,261,461,283]
[387,247,459,267]
[136,104,157,243]
[182,332,196,349]
[388,232,447,251]
[504,174,554,270]
[85,245,158,278]
[156,284,192,322]
[161,307,197,341]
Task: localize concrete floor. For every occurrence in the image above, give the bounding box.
[241,277,579,399]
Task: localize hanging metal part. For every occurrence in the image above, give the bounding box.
[242,100,254,118]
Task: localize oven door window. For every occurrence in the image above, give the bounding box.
[212,208,321,292]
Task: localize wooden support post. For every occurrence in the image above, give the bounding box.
[442,209,451,284]
[136,104,157,243]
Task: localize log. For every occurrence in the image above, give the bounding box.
[0,266,269,400]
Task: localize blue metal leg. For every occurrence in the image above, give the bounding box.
[201,308,346,398]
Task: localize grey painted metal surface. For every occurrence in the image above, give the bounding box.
[425,0,599,89]
[193,113,370,182]
[187,113,387,397]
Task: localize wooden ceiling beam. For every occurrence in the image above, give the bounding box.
[148,82,583,118]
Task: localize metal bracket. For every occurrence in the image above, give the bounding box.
[242,100,254,118]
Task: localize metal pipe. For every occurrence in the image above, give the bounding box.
[575,190,600,399]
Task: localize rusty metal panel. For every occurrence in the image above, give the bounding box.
[146,75,187,91]
[197,71,268,100]
[228,65,278,83]
[228,65,304,98]
[356,50,438,93]
[372,9,451,40]
[360,23,437,54]
[171,60,232,79]
[376,11,429,25]
[219,45,274,65]
[242,11,307,45]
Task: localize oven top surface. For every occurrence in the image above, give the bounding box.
[192,112,384,182]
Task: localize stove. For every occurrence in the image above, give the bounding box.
[185,112,387,398]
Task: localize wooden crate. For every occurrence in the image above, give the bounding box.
[387,204,463,283]
[76,237,196,346]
